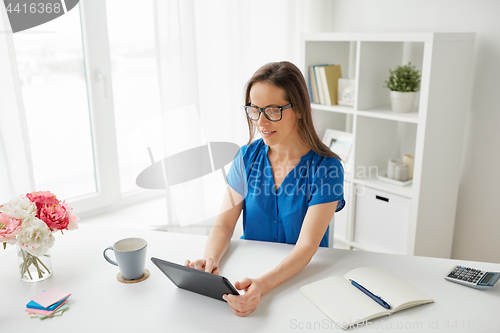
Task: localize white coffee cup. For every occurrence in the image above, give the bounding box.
[387,158,401,179]
[395,163,409,182]
[103,238,147,280]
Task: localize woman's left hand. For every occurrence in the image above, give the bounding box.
[223,278,264,317]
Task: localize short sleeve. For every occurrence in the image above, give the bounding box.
[308,158,345,212]
[226,146,248,197]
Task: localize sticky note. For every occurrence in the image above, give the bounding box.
[27,296,69,311]
[36,304,69,320]
[25,300,68,316]
[30,287,71,308]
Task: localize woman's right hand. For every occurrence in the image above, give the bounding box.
[184,258,220,275]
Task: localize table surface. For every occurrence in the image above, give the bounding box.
[1,224,500,332]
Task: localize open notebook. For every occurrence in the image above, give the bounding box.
[300,267,434,329]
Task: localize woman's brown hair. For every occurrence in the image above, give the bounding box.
[244,61,339,159]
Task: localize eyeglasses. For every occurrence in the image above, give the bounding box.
[244,103,293,122]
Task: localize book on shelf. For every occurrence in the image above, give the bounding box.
[322,64,343,106]
[308,64,343,106]
[300,267,434,329]
[308,65,320,104]
[312,64,327,104]
[317,66,331,105]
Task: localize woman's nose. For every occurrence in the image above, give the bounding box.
[257,111,270,125]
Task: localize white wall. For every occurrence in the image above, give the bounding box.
[327,0,500,263]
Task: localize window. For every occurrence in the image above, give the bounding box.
[12,5,96,200]
[5,0,311,219]
[7,1,162,215]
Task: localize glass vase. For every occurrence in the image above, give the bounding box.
[17,244,53,282]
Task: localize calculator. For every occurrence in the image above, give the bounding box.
[445,266,500,290]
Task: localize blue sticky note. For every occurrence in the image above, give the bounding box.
[27,296,69,311]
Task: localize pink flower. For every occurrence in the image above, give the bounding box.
[38,204,69,230]
[61,201,79,230]
[26,191,59,210]
[0,212,22,245]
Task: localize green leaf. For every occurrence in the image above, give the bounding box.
[383,62,421,92]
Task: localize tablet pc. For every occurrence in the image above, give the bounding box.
[151,257,239,302]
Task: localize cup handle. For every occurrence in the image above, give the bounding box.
[103,246,118,266]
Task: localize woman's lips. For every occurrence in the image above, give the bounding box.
[260,130,276,138]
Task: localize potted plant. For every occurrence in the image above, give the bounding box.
[384,62,421,113]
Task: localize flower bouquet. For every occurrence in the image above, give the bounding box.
[0,191,78,282]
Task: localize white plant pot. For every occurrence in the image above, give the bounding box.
[390,91,417,113]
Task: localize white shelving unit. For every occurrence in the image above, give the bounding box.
[302,33,475,258]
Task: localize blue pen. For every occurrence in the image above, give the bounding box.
[349,279,391,310]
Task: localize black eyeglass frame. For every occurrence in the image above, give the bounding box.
[244,103,293,122]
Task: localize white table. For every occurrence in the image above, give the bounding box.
[1,224,500,332]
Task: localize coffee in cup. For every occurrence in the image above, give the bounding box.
[103,238,147,280]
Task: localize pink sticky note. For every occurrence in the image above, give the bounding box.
[31,287,71,308]
[25,300,68,316]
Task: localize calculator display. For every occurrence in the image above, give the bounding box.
[481,273,494,285]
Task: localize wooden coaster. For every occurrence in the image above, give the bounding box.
[117,269,150,284]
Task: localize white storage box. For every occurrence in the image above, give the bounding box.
[354,185,410,254]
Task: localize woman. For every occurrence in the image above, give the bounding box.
[185,61,344,316]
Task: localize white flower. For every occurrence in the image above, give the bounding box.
[17,216,55,257]
[0,195,37,221]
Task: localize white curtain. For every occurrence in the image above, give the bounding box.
[0,4,34,203]
[151,0,333,231]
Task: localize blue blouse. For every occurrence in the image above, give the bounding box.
[226,139,345,247]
